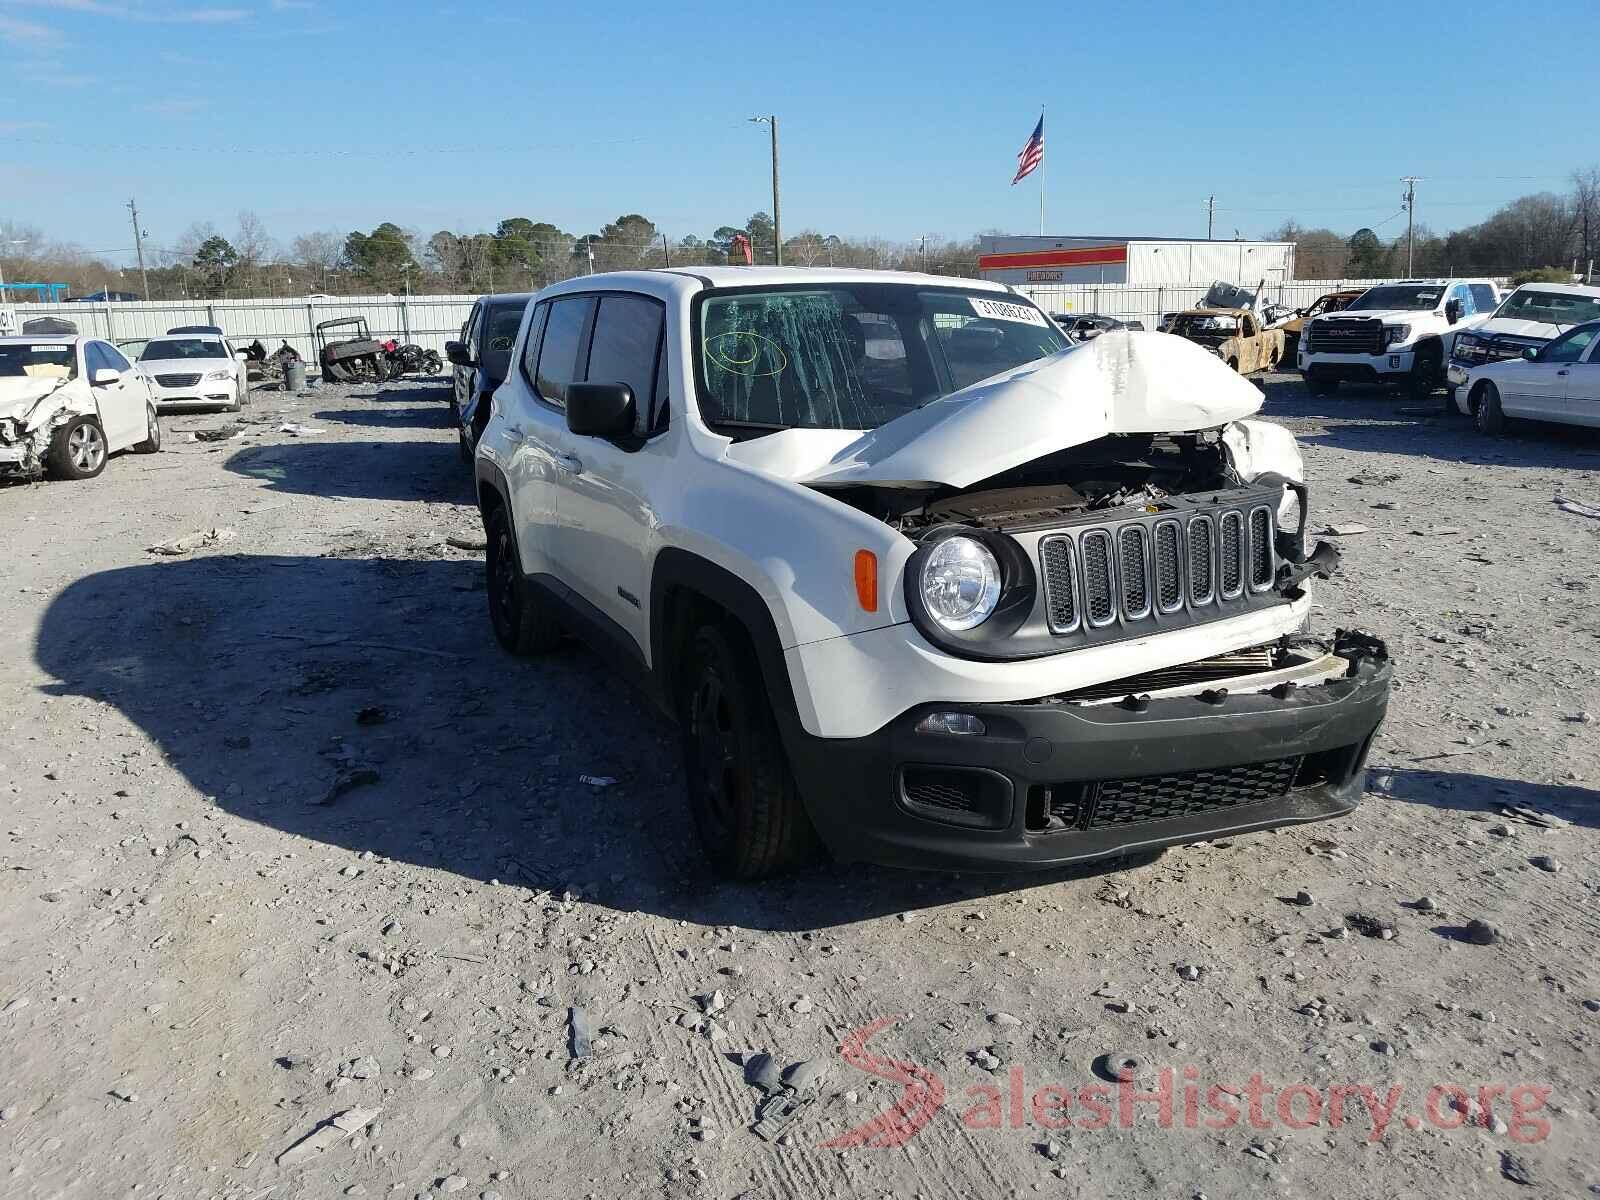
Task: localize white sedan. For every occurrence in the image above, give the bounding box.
[0,335,161,479]
[135,333,246,411]
[1463,319,1600,435]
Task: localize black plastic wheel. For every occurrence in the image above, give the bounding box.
[679,624,816,879]
[483,502,560,655]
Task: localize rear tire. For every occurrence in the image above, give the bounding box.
[483,502,561,655]
[134,404,162,454]
[45,416,108,480]
[679,623,816,879]
[1475,381,1506,436]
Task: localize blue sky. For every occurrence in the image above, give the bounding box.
[0,0,1588,267]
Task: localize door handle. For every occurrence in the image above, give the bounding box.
[555,453,584,475]
[1556,369,1570,376]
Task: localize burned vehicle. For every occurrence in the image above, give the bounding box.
[0,335,161,480]
[315,316,389,383]
[1165,308,1284,374]
[474,268,1391,879]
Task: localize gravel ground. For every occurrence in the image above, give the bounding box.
[1,371,1597,1199]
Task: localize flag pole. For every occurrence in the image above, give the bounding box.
[1038,105,1046,236]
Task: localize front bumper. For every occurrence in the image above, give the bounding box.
[144,378,237,409]
[1299,349,1414,384]
[786,632,1391,871]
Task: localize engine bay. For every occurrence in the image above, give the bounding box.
[816,431,1241,533]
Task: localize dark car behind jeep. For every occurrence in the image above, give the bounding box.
[446,293,533,463]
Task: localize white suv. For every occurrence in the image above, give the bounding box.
[476,268,1392,878]
[1298,278,1499,397]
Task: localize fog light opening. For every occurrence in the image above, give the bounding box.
[915,711,987,736]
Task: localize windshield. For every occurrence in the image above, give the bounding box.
[482,301,528,378]
[1172,313,1240,335]
[694,285,1067,431]
[1346,285,1444,312]
[140,338,226,361]
[1494,289,1600,327]
[0,342,77,380]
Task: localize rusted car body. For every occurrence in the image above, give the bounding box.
[1165,307,1284,375]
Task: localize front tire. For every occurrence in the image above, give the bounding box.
[483,502,561,655]
[1406,343,1443,399]
[679,624,816,879]
[46,416,108,480]
[1475,381,1506,436]
[134,404,162,454]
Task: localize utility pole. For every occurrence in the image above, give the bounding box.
[750,115,781,265]
[1400,177,1421,276]
[920,235,928,273]
[127,198,150,300]
[1206,195,1215,241]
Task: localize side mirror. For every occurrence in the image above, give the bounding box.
[1522,347,1539,362]
[234,349,250,362]
[444,340,472,367]
[566,382,636,439]
[1444,299,1462,324]
[91,367,121,386]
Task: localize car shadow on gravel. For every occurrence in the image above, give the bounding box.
[223,441,475,503]
[311,407,455,432]
[1369,765,1600,829]
[34,553,1131,932]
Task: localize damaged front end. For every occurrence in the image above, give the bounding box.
[819,419,1341,664]
[0,379,76,477]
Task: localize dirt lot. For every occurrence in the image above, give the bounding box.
[2,371,1598,1200]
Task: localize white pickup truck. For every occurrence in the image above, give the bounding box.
[1445,282,1600,414]
[1297,278,1499,397]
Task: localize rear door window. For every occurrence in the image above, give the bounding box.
[1469,284,1497,314]
[534,296,594,405]
[583,294,665,436]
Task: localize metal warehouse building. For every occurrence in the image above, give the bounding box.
[977,235,1296,287]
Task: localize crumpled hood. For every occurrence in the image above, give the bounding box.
[0,376,73,425]
[1469,316,1571,341]
[728,331,1264,489]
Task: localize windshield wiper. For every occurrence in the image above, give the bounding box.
[708,418,789,432]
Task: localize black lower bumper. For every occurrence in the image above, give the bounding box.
[1303,363,1403,385]
[785,634,1391,872]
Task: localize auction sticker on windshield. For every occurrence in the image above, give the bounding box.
[969,297,1048,328]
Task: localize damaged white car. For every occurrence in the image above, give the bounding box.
[0,336,162,480]
[474,268,1393,878]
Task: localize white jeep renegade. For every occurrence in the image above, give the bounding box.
[475,268,1391,878]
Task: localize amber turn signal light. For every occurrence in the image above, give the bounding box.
[854,549,878,613]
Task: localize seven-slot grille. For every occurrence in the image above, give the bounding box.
[1039,505,1274,636]
[1306,319,1383,355]
[155,372,202,388]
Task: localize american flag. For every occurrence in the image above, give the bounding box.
[1011,114,1044,185]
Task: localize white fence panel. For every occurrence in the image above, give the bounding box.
[7,294,481,361]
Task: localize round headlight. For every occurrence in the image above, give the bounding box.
[920,536,1002,631]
